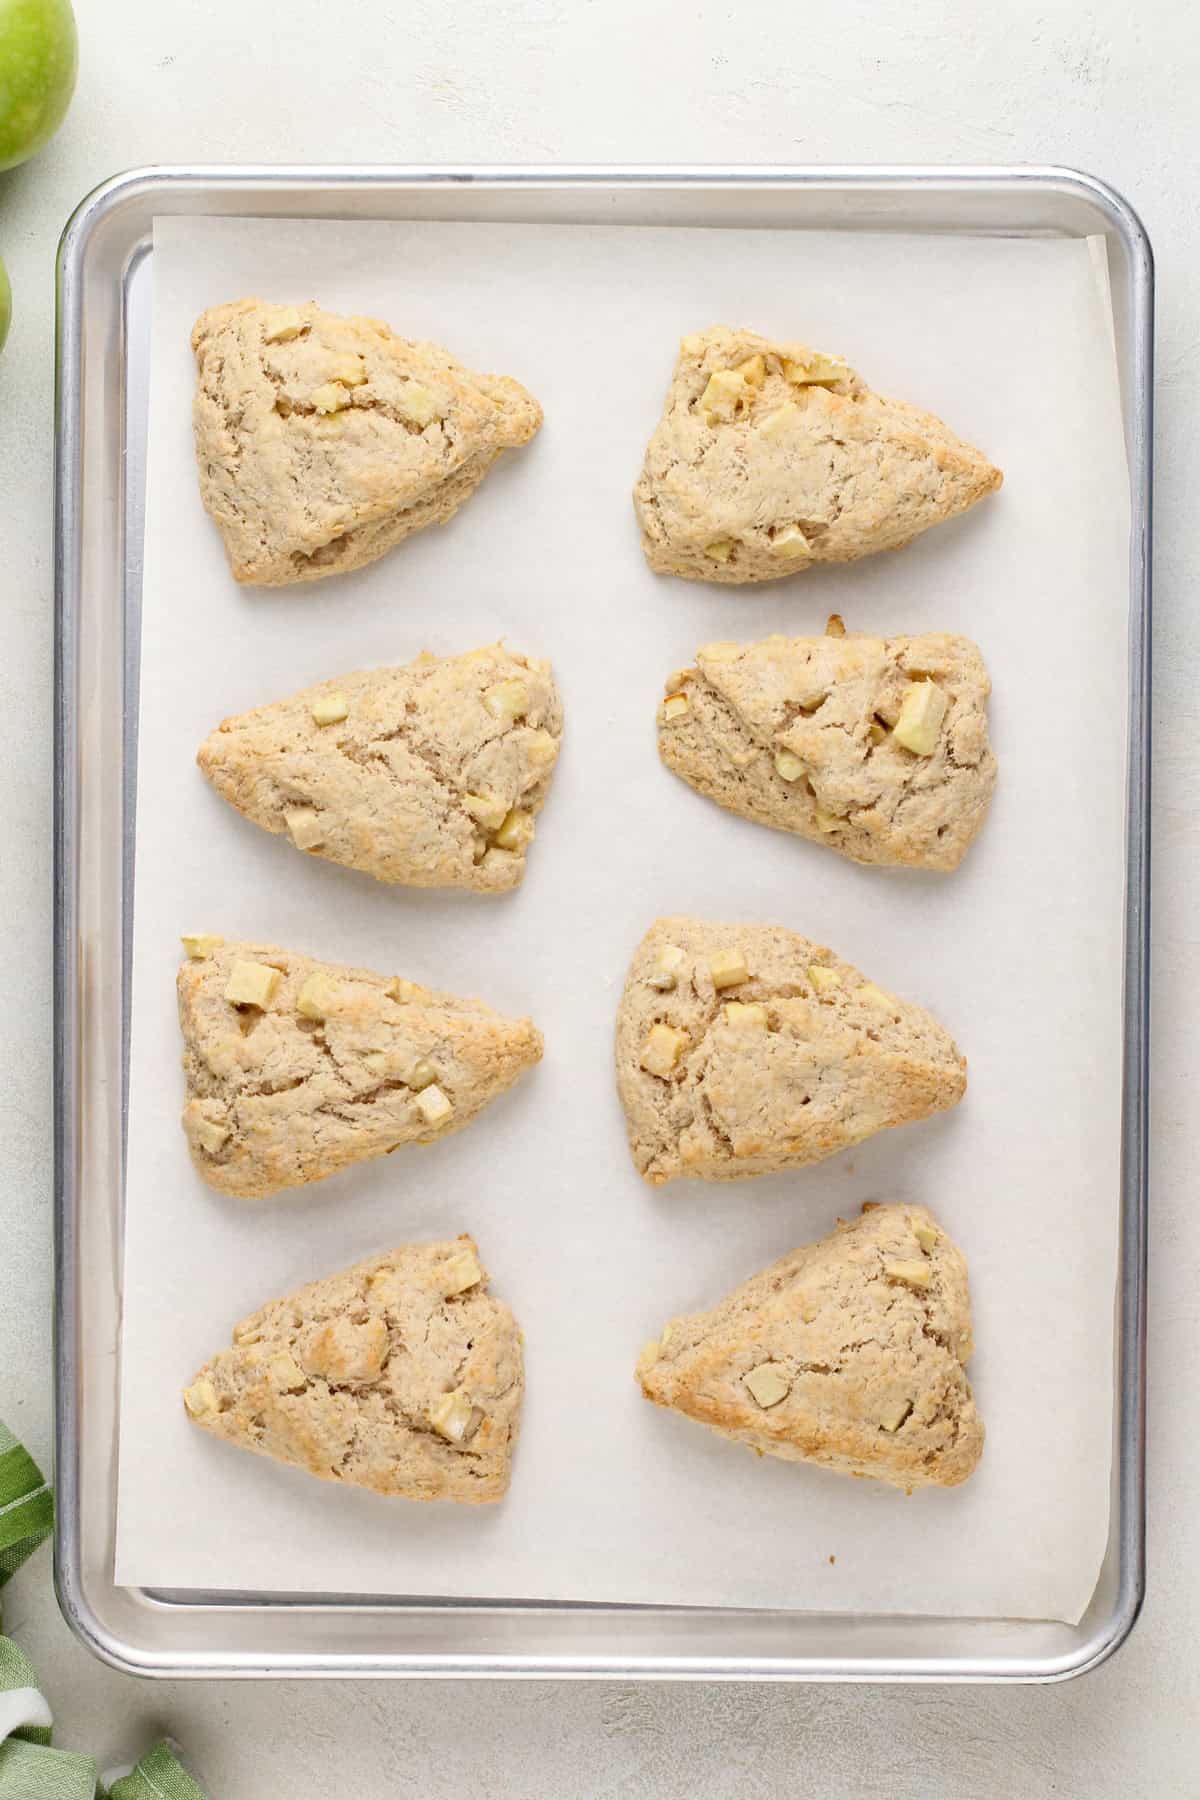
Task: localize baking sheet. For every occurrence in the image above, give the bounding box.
[114,216,1129,1624]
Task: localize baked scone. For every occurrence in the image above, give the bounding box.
[636,1203,983,1490]
[657,618,996,872]
[183,1237,523,1502]
[179,939,542,1198]
[634,326,1001,584]
[192,299,542,585]
[615,918,965,1185]
[198,645,563,894]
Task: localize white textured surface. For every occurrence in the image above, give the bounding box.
[0,0,1193,1792]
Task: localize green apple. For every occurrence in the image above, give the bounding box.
[0,0,77,172]
[0,256,10,354]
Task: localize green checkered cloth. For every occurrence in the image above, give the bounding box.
[0,1420,208,1799]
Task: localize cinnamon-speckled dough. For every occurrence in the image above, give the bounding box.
[180,941,542,1199]
[637,1202,983,1490]
[657,624,996,871]
[198,645,563,893]
[615,918,965,1185]
[191,299,542,585]
[634,326,1001,584]
[183,1237,523,1502]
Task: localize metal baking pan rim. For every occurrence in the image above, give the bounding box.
[53,163,1150,1681]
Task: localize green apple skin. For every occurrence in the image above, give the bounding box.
[0,257,10,354]
[0,0,77,172]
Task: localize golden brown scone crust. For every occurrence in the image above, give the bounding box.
[198,645,562,893]
[184,1237,523,1502]
[657,625,996,872]
[634,326,1001,584]
[192,299,542,585]
[637,1203,983,1490]
[615,917,965,1185]
[180,941,542,1199]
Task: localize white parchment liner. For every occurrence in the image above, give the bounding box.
[115,216,1128,1624]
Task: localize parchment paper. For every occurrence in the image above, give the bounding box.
[115,215,1130,1624]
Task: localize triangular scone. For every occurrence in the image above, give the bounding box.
[658,622,996,872]
[636,1203,983,1490]
[183,1237,523,1502]
[616,918,965,1185]
[192,299,542,586]
[634,326,1001,584]
[179,941,542,1198]
[198,645,562,893]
